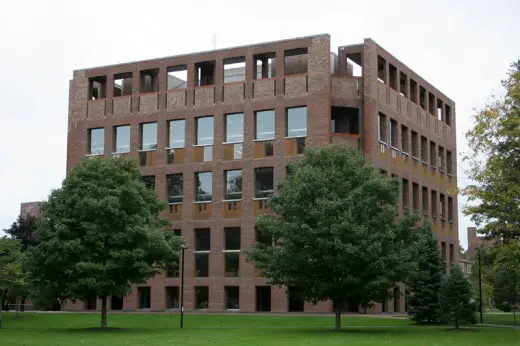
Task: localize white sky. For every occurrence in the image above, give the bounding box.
[0,0,518,249]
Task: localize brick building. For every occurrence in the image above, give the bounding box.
[64,34,459,314]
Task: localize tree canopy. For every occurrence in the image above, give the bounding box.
[3,215,39,251]
[27,157,182,328]
[440,265,476,329]
[246,146,422,329]
[0,238,25,313]
[463,59,520,240]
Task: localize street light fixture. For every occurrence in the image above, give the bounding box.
[180,245,186,329]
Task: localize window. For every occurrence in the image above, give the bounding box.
[195,228,210,251]
[421,136,428,163]
[88,128,104,155]
[195,172,212,201]
[140,122,157,150]
[225,227,241,251]
[167,174,183,203]
[195,228,210,278]
[422,187,428,214]
[402,178,409,208]
[138,287,151,309]
[224,57,246,83]
[411,131,419,158]
[331,107,359,134]
[389,64,397,90]
[195,286,209,309]
[377,56,386,83]
[437,99,443,121]
[254,52,275,79]
[428,93,435,115]
[166,263,179,278]
[255,167,274,198]
[448,197,454,222]
[286,107,307,137]
[166,287,179,309]
[401,125,409,154]
[113,125,130,153]
[88,76,106,100]
[256,228,272,246]
[440,193,446,219]
[168,119,185,148]
[447,151,453,175]
[174,229,181,236]
[419,86,427,109]
[113,72,133,97]
[438,146,445,172]
[400,72,407,96]
[430,141,436,167]
[431,190,437,217]
[390,119,398,148]
[445,105,452,126]
[449,244,454,264]
[141,176,155,190]
[410,79,418,104]
[225,252,239,277]
[225,113,244,143]
[378,112,387,143]
[195,253,209,277]
[196,116,214,145]
[412,183,419,211]
[225,170,242,200]
[225,286,240,310]
[195,61,216,86]
[255,110,275,140]
[140,69,159,93]
[284,48,308,75]
[167,65,187,90]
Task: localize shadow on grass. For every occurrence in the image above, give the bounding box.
[279,326,412,336]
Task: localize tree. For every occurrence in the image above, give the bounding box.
[0,238,25,314]
[407,222,444,324]
[440,265,476,329]
[463,59,520,240]
[27,157,182,328]
[245,146,422,330]
[492,241,520,321]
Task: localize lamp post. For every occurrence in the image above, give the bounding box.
[180,245,186,329]
[478,248,483,323]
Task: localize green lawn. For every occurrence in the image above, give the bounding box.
[482,312,519,326]
[0,313,518,345]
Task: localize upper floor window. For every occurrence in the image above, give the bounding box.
[447,150,454,175]
[421,136,428,163]
[411,131,419,158]
[196,116,214,146]
[225,113,244,143]
[195,172,212,202]
[255,110,275,140]
[141,176,155,190]
[88,128,104,155]
[113,72,133,97]
[390,119,398,148]
[255,167,274,198]
[225,170,242,200]
[401,125,409,154]
[168,119,185,148]
[284,48,308,75]
[88,76,106,100]
[114,125,130,153]
[378,112,387,143]
[167,65,188,90]
[195,61,216,87]
[254,52,276,79]
[430,141,436,167]
[286,107,307,137]
[167,174,183,203]
[140,122,157,150]
[224,57,246,83]
[140,69,159,93]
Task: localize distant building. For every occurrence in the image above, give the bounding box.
[20,201,42,219]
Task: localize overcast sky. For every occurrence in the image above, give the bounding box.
[0,0,518,248]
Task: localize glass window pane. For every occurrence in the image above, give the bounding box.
[195,286,209,309]
[224,227,241,250]
[225,253,239,277]
[195,254,209,277]
[255,167,274,198]
[141,176,155,190]
[166,287,179,309]
[195,172,212,201]
[167,174,183,203]
[225,113,244,142]
[287,107,307,137]
[195,228,210,251]
[169,120,185,148]
[255,110,275,140]
[225,170,242,200]
[141,123,157,150]
[225,286,239,310]
[196,116,214,145]
[114,126,130,153]
[89,128,104,154]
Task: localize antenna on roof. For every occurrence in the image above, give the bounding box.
[212,34,219,50]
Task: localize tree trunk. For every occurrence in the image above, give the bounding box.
[100,294,107,329]
[334,307,341,330]
[454,316,459,329]
[20,296,26,312]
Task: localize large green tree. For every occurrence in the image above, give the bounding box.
[246,146,422,329]
[440,265,476,329]
[28,157,182,328]
[0,238,25,314]
[463,59,520,240]
[407,222,444,324]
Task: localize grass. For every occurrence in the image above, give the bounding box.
[482,312,519,326]
[0,312,518,345]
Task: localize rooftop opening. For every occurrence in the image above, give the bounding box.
[410,79,418,104]
[437,99,443,121]
[254,52,276,79]
[377,56,386,83]
[167,65,188,90]
[88,76,106,100]
[419,86,427,110]
[346,53,362,77]
[224,56,246,83]
[113,72,133,97]
[140,69,159,93]
[445,104,452,126]
[195,61,216,86]
[389,64,397,90]
[331,107,359,135]
[428,93,435,115]
[284,48,308,75]
[399,72,407,96]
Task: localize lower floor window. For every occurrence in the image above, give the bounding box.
[195,286,209,309]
